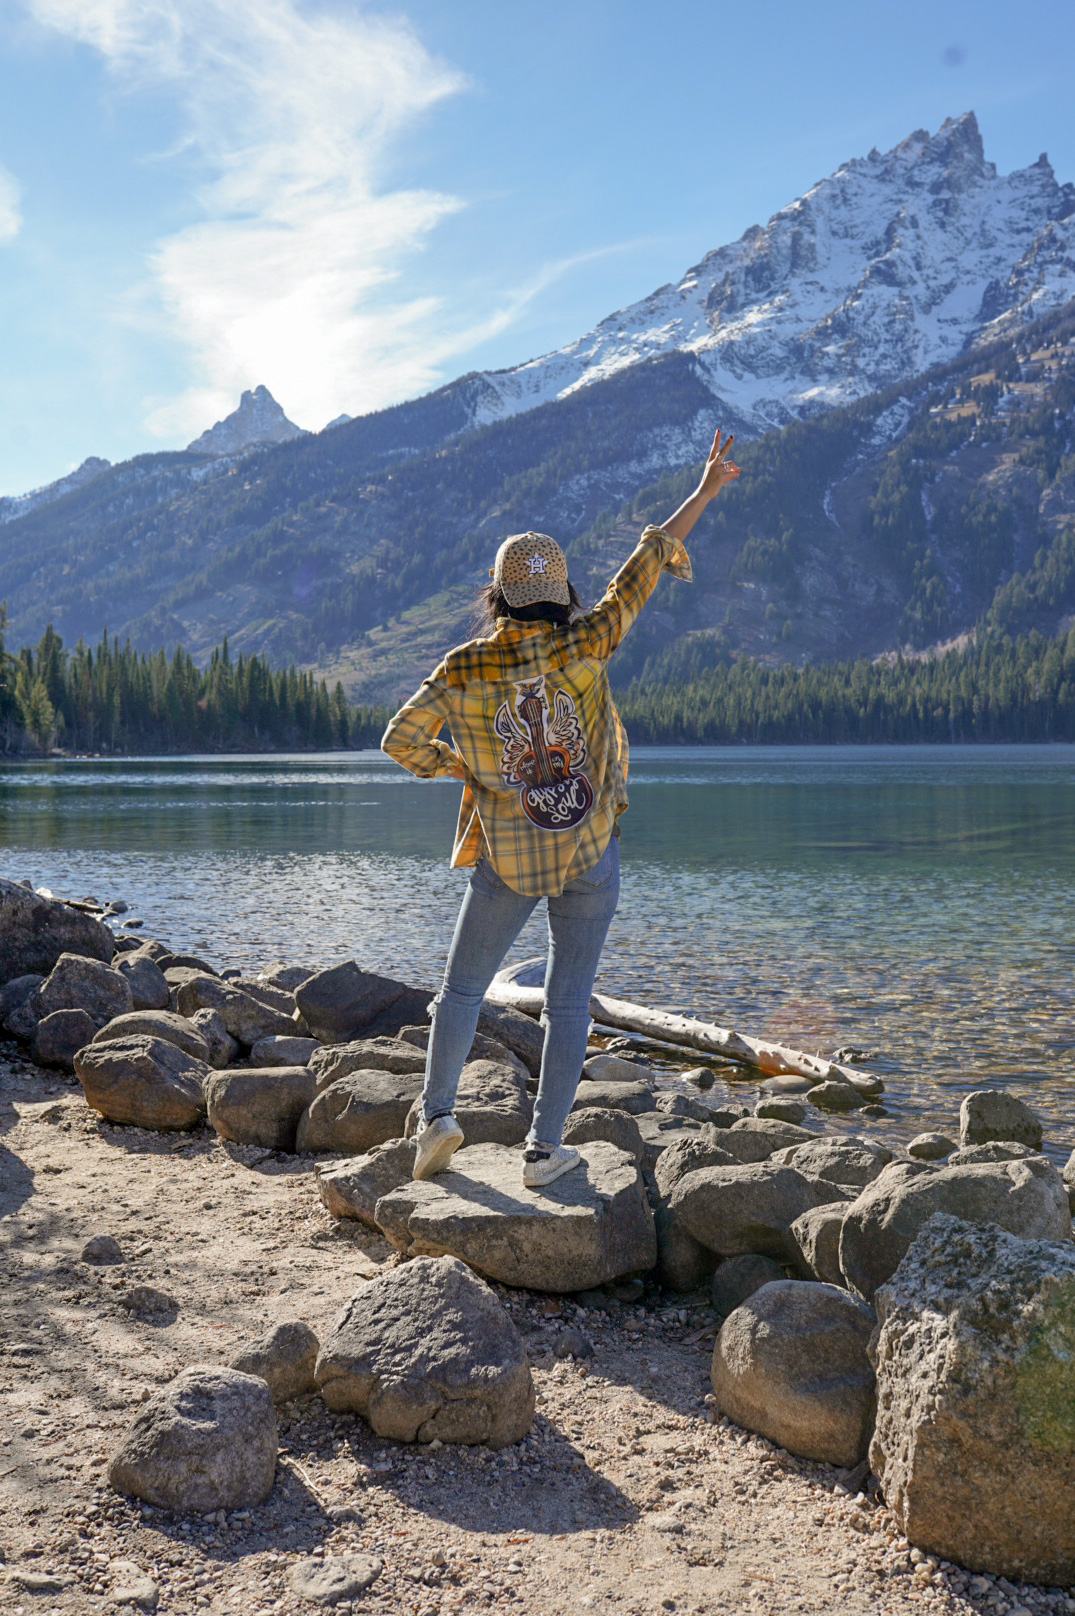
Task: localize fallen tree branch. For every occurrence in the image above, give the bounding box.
[484,968,883,1096]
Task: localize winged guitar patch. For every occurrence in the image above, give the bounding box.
[494,676,595,831]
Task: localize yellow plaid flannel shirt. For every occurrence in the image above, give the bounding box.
[381,524,692,896]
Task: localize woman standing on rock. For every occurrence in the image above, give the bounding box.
[382,430,740,1187]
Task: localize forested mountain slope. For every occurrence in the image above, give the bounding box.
[2,112,1074,695]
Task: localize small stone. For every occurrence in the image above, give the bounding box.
[554,1327,594,1360]
[288,1555,382,1605]
[8,1570,71,1593]
[118,1285,177,1318]
[907,1133,956,1161]
[108,1560,159,1610]
[82,1233,124,1265]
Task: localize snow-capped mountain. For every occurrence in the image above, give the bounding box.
[471,112,1075,434]
[186,384,305,457]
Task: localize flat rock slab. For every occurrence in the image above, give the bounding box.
[249,1034,320,1067]
[318,1138,418,1227]
[404,1059,532,1148]
[75,1035,209,1131]
[206,1066,317,1151]
[634,1110,705,1169]
[289,1555,382,1605]
[315,1255,533,1446]
[374,1140,656,1293]
[871,1213,1075,1583]
[296,1069,424,1154]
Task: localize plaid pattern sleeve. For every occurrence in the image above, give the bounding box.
[380,524,691,897]
[380,667,465,779]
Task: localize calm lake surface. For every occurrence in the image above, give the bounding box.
[2,746,1074,1155]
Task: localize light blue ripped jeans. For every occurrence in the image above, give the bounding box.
[421,837,620,1149]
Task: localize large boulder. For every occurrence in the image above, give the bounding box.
[712,1280,876,1467]
[562,1106,644,1163]
[655,1204,718,1293]
[175,975,295,1045]
[108,1367,276,1511]
[31,1008,96,1072]
[189,1008,239,1069]
[318,1139,418,1226]
[634,1111,707,1170]
[310,1037,426,1092]
[249,1034,320,1067]
[653,1133,740,1199]
[315,1256,534,1447]
[295,962,432,1044]
[567,1079,655,1116]
[959,1088,1043,1151]
[92,1010,211,1063]
[838,1156,1071,1300]
[35,952,134,1028]
[74,1035,209,1131]
[230,1321,320,1403]
[669,1162,843,1262]
[870,1214,1075,1583]
[711,1254,787,1320]
[0,973,43,1027]
[374,1141,656,1293]
[779,1136,892,1191]
[206,1067,318,1151]
[114,953,170,1012]
[296,1069,424,1155]
[476,1001,545,1078]
[720,1118,817,1163]
[404,1060,531,1148]
[0,877,114,984]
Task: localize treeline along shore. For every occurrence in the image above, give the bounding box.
[2,608,1075,756]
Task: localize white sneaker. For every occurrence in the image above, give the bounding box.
[522,1143,581,1188]
[412,1114,464,1180]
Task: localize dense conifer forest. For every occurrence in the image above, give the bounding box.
[0,613,389,755]
[3,610,1074,755]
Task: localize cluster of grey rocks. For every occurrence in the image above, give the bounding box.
[3,874,1074,1590]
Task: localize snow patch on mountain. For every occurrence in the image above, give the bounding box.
[470,113,1075,435]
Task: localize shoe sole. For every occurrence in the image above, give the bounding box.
[412,1130,463,1181]
[523,1154,581,1189]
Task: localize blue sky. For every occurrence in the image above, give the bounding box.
[0,0,1073,495]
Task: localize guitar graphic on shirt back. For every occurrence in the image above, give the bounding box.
[494,677,594,831]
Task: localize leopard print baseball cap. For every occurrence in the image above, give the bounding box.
[490,532,570,608]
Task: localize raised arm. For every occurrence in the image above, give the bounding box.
[662,427,740,543]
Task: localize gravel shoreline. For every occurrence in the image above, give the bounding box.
[5,1047,1070,1616]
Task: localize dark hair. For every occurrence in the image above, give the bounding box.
[474,579,583,635]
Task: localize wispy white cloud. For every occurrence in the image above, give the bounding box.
[0,163,21,242]
[26,0,469,435]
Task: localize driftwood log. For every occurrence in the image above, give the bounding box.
[485,962,884,1097]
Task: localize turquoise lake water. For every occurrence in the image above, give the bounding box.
[2,745,1074,1155]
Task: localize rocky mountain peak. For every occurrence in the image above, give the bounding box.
[186,385,304,458]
